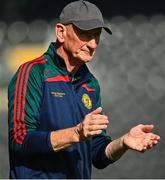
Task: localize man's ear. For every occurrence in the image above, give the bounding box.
[55,23,67,43]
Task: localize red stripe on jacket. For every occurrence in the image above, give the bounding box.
[81,83,95,92]
[45,75,70,82]
[13,56,47,144]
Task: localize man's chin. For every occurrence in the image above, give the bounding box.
[76,52,94,62]
[78,55,93,63]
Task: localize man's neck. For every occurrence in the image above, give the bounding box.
[56,46,84,75]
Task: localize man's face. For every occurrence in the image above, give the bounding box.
[64,24,101,63]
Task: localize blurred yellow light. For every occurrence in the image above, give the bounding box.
[6,44,46,73]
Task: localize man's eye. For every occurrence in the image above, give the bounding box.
[77,29,86,35]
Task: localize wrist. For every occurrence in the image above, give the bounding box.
[50,126,84,152]
[121,134,129,150]
[74,123,86,142]
[105,136,129,161]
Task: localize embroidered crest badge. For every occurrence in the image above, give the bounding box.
[82,93,92,109]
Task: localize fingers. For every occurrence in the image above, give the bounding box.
[84,129,103,137]
[119,124,160,154]
[135,135,160,153]
[83,114,109,134]
[80,108,109,139]
[88,114,108,124]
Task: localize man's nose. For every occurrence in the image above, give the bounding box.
[87,38,99,49]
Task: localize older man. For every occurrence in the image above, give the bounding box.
[8,0,160,178]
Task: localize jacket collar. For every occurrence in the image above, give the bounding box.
[44,42,94,85]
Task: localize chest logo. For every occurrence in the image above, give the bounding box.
[82,93,92,109]
[51,92,66,97]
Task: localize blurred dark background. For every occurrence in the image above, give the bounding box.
[0,0,165,179]
[0,0,165,22]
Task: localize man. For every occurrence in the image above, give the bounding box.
[8,0,160,179]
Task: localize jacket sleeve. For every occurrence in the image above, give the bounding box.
[91,78,115,169]
[8,61,53,156]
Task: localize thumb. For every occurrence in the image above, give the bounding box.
[141,124,154,133]
[90,107,102,115]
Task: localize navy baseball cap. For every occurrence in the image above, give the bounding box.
[59,0,112,35]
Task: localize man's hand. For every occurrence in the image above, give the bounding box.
[50,107,108,152]
[123,124,160,152]
[75,107,109,141]
[105,124,160,161]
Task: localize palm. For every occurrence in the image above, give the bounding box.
[123,124,160,152]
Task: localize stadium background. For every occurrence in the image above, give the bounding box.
[0,0,165,178]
